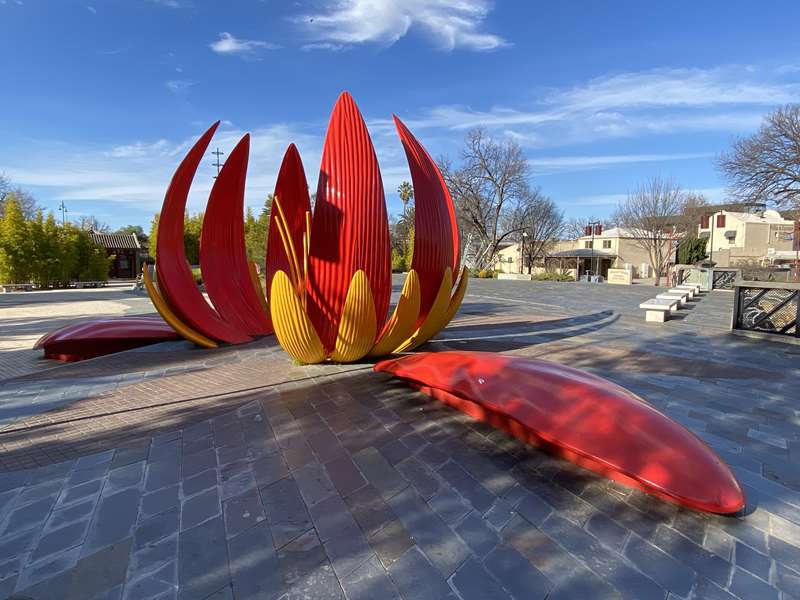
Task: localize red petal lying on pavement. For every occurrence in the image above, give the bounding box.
[374,350,745,514]
[35,316,181,362]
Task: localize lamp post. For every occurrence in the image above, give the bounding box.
[586,221,601,280]
[520,231,528,274]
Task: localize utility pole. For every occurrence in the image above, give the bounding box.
[211,148,225,179]
[58,200,68,226]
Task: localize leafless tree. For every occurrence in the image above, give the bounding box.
[674,192,709,239]
[719,104,800,209]
[439,129,530,270]
[0,174,38,219]
[518,191,563,274]
[76,215,110,233]
[613,177,684,286]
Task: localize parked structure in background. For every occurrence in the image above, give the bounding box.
[496,227,671,280]
[88,231,148,279]
[698,209,796,269]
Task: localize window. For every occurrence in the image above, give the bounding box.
[716,214,726,228]
[584,241,593,249]
[700,215,710,229]
[602,240,611,249]
[508,257,513,263]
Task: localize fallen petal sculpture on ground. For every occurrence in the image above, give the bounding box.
[37,91,465,363]
[375,351,746,514]
[34,316,180,362]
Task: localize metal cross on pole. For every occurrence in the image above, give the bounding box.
[211,148,225,179]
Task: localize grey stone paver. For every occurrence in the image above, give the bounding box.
[0,280,798,598]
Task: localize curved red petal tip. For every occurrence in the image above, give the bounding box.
[392,115,460,326]
[375,351,745,514]
[306,92,391,351]
[201,134,272,337]
[266,143,312,300]
[156,122,251,344]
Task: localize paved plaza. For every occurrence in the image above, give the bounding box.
[0,278,799,599]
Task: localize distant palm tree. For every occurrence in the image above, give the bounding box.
[397,181,414,220]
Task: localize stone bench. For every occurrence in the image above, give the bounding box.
[640,298,679,322]
[675,284,701,298]
[1,283,33,293]
[660,290,690,306]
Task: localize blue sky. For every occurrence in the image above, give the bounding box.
[2,0,799,231]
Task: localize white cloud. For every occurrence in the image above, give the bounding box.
[401,65,798,147]
[209,32,278,57]
[297,0,508,51]
[165,79,194,94]
[86,5,96,14]
[530,152,714,175]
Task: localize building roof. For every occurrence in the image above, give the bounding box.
[89,232,141,250]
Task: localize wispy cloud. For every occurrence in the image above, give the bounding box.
[165,79,194,94]
[296,0,508,51]
[402,65,799,147]
[530,152,714,175]
[209,32,279,58]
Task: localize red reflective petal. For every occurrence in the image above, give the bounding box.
[201,134,272,336]
[155,122,251,344]
[266,144,312,300]
[393,116,459,326]
[307,92,391,351]
[35,316,180,362]
[375,351,745,514]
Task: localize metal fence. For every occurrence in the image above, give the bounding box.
[733,283,799,338]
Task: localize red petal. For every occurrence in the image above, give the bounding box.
[35,316,180,361]
[393,116,460,325]
[201,134,272,336]
[375,351,745,514]
[266,144,312,300]
[155,122,251,344]
[306,92,391,351]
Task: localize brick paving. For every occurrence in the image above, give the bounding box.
[0,279,798,599]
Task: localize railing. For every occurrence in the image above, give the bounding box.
[732,281,799,341]
[675,265,741,291]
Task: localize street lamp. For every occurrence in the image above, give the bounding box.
[521,231,528,274]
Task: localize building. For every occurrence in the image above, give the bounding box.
[88,232,148,279]
[698,209,796,267]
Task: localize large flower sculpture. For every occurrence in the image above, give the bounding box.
[144,91,466,364]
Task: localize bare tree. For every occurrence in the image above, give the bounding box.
[76,215,110,233]
[439,129,530,270]
[613,177,684,286]
[0,174,38,219]
[674,192,709,240]
[518,191,563,274]
[719,104,800,209]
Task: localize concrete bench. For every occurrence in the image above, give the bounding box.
[640,298,679,322]
[664,290,692,305]
[1,283,33,293]
[657,293,688,308]
[675,284,701,298]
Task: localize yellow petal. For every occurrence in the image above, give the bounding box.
[441,266,469,329]
[270,270,327,364]
[368,269,421,357]
[142,265,218,349]
[331,270,377,363]
[394,267,453,352]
